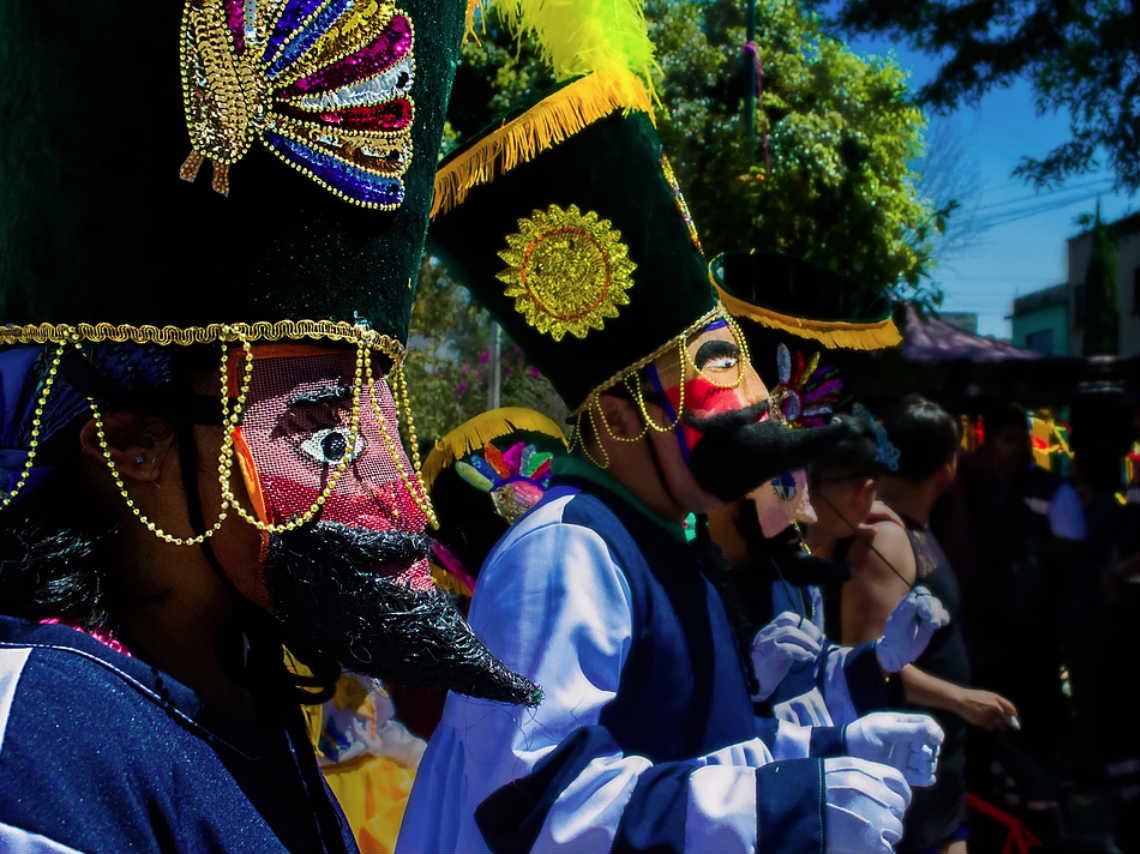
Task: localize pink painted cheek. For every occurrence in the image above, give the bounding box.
[663,377,750,453]
[258,471,426,534]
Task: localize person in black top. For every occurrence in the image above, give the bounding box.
[835,395,1019,854]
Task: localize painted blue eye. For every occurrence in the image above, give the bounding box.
[299,428,365,465]
[771,471,797,501]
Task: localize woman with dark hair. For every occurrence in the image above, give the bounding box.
[826,395,1020,854]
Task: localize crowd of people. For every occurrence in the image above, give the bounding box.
[1,2,1138,853]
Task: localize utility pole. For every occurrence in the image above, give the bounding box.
[488,322,502,409]
[744,0,757,139]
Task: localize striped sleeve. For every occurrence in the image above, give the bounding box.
[410,499,825,854]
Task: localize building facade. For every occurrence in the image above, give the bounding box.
[1068,211,1140,357]
[1010,284,1070,355]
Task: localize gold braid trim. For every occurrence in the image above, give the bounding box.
[572,305,722,417]
[0,320,406,364]
[715,285,902,351]
[431,72,655,219]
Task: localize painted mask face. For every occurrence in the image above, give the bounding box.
[211,344,541,708]
[231,345,431,601]
[646,313,770,461]
[749,468,817,539]
[651,310,857,504]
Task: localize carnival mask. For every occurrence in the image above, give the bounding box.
[231,346,430,591]
[749,469,818,539]
[227,345,539,706]
[647,314,769,459]
[643,312,856,502]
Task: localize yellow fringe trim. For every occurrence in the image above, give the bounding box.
[715,286,902,351]
[431,561,475,598]
[421,406,569,491]
[431,72,655,219]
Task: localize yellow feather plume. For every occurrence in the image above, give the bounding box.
[492,0,658,94]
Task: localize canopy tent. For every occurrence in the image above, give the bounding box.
[837,306,1138,413]
[900,305,1042,362]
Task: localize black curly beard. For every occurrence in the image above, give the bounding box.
[685,405,859,502]
[265,521,540,707]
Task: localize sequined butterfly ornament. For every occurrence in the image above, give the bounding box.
[179,0,416,208]
[769,343,843,428]
[454,441,554,524]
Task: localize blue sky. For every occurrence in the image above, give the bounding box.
[831,24,1137,338]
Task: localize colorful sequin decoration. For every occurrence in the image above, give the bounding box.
[496,203,637,342]
[660,155,703,255]
[179,0,416,209]
[770,342,843,427]
[454,441,554,523]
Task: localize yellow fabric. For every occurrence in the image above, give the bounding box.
[1029,414,1072,471]
[322,754,417,854]
[431,72,654,218]
[285,646,421,854]
[421,406,568,491]
[715,284,902,351]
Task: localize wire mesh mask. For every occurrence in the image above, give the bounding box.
[232,346,431,589]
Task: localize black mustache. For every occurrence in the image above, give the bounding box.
[687,412,858,502]
[266,521,541,707]
[735,501,851,586]
[682,399,772,434]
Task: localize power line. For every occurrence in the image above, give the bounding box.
[973,178,1115,214]
[976,190,1111,231]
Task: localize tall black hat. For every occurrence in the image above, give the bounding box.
[1,0,466,345]
[422,406,568,586]
[711,252,901,424]
[429,73,720,414]
[711,252,902,356]
[0,0,468,518]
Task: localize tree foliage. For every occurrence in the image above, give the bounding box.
[831,0,1140,193]
[649,0,941,306]
[403,258,568,444]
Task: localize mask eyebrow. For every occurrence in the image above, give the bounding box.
[287,383,352,407]
[693,338,739,370]
[272,395,351,440]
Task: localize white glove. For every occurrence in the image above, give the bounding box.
[843,711,944,787]
[823,757,911,853]
[875,585,950,673]
[750,611,824,701]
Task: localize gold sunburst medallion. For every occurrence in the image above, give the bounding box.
[496,204,637,341]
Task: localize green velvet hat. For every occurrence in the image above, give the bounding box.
[0,0,468,517]
[0,0,468,355]
[711,252,902,355]
[709,251,901,426]
[428,74,719,412]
